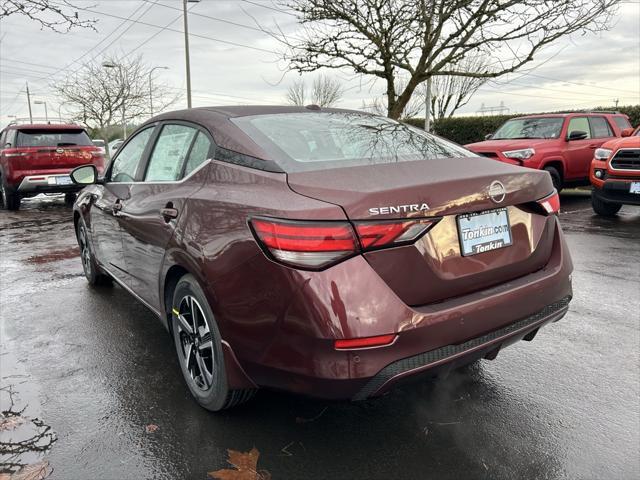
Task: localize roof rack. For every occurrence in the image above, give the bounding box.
[6,117,78,126]
[551,110,621,115]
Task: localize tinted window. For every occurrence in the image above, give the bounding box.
[16,129,92,147]
[493,117,564,139]
[145,124,198,181]
[612,116,631,131]
[567,117,591,139]
[0,130,6,147]
[232,113,474,173]
[183,132,211,177]
[110,127,154,183]
[588,117,613,138]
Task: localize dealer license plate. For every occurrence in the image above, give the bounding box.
[457,208,513,257]
[630,182,640,194]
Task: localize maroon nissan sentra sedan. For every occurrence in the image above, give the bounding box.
[70,106,573,411]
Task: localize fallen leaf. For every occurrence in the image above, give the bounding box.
[11,460,50,480]
[0,414,26,431]
[145,424,159,433]
[208,447,270,480]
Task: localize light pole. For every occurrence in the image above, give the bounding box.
[149,66,169,117]
[183,0,200,109]
[34,100,48,123]
[102,61,127,139]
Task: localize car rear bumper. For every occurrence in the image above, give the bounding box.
[352,295,570,400]
[237,217,573,400]
[16,174,81,194]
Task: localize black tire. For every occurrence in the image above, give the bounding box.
[76,220,111,286]
[543,166,563,193]
[64,192,77,205]
[591,190,622,217]
[171,274,256,411]
[0,179,21,211]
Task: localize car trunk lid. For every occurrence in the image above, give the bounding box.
[287,157,557,305]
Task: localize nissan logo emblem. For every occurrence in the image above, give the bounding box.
[488,180,506,203]
[56,148,64,154]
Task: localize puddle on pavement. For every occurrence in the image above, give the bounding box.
[24,248,80,265]
[0,343,56,477]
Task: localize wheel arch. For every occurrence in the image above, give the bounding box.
[542,159,564,179]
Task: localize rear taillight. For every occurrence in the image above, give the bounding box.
[250,218,358,269]
[537,191,560,215]
[354,219,438,250]
[250,217,440,270]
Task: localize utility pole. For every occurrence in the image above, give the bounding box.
[25,82,33,123]
[613,98,619,109]
[424,77,432,132]
[183,0,194,109]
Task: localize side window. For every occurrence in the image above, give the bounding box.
[183,132,212,177]
[110,127,154,182]
[612,116,631,131]
[589,117,613,138]
[567,117,591,139]
[0,130,6,148]
[145,124,197,181]
[5,130,16,148]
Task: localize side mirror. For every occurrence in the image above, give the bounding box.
[621,128,634,137]
[485,133,494,140]
[70,164,98,185]
[567,130,588,141]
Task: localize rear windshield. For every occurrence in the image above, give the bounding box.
[16,129,92,148]
[232,112,474,172]
[493,117,564,140]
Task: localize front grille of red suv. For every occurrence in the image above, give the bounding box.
[611,149,640,171]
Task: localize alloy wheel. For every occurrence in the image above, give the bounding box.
[78,225,92,278]
[175,295,215,391]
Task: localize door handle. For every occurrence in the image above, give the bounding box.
[588,144,599,149]
[160,207,179,222]
[112,201,123,216]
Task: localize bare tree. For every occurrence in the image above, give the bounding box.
[430,57,489,120]
[286,74,344,107]
[53,54,179,136]
[286,78,307,106]
[0,0,96,31]
[311,74,344,107]
[276,0,621,119]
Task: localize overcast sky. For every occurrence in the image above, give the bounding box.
[1,0,639,126]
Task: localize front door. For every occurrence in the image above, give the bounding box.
[119,123,213,309]
[90,126,156,285]
[565,116,597,179]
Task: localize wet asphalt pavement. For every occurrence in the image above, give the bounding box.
[1,191,639,480]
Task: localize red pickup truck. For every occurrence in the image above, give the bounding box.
[0,123,105,210]
[465,112,632,191]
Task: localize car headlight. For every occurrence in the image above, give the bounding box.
[594,148,613,161]
[502,148,535,160]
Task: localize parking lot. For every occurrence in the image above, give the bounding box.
[0,191,639,480]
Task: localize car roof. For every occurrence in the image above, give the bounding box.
[514,112,626,119]
[7,123,86,131]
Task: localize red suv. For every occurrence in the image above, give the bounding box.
[590,126,640,216]
[0,123,105,210]
[465,112,631,191]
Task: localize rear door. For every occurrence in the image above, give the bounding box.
[564,116,598,179]
[119,122,213,309]
[90,126,156,284]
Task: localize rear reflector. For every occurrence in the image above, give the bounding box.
[334,334,397,350]
[537,191,560,215]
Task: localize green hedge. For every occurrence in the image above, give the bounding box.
[406,105,640,145]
